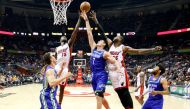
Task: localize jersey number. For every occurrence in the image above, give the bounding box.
[62,52,66,57]
[93,58,95,65]
[113,56,118,60]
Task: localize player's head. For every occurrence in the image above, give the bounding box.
[113,35,124,44]
[97,40,106,48]
[60,36,68,45]
[136,66,142,73]
[42,52,56,66]
[152,64,165,76]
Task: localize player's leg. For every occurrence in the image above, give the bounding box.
[116,88,133,109]
[135,96,143,105]
[138,96,144,105]
[92,74,102,109]
[95,73,109,109]
[102,98,111,109]
[58,68,68,105]
[58,82,66,105]
[95,93,104,109]
[135,88,144,105]
[39,94,44,109]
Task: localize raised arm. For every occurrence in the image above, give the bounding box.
[80,11,96,51]
[68,13,81,48]
[123,46,162,55]
[89,11,112,47]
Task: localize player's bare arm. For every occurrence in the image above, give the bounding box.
[81,11,96,51]
[68,12,81,48]
[123,46,162,55]
[134,72,145,92]
[151,78,170,95]
[103,51,120,71]
[57,59,67,77]
[89,11,112,47]
[47,69,72,87]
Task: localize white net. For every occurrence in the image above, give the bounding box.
[49,0,72,25]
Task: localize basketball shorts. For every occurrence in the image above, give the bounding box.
[55,65,68,86]
[92,72,108,93]
[142,99,163,109]
[40,92,61,109]
[115,88,133,109]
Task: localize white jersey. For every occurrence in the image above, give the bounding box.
[108,44,129,89]
[134,72,146,96]
[55,43,71,77]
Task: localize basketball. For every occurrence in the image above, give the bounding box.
[80,1,91,13]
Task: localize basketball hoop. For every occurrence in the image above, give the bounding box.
[49,0,73,25]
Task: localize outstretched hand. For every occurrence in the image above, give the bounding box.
[89,10,97,22]
[80,11,88,21]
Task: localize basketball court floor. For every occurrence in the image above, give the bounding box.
[0,84,190,109]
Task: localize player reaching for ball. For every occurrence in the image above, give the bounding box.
[55,12,81,105]
[89,11,162,109]
[80,11,120,109]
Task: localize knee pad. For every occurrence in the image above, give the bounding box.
[95,91,104,97]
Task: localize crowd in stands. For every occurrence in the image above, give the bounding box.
[164,54,190,86]
[129,54,190,86]
[0,5,190,88]
[0,54,42,87]
[0,51,189,87]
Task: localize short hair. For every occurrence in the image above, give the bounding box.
[157,63,165,75]
[118,35,124,43]
[60,36,67,41]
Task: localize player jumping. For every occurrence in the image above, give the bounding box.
[89,11,162,109]
[81,11,120,109]
[55,14,81,105]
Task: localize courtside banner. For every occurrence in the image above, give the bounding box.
[157,27,190,36]
[170,85,185,96]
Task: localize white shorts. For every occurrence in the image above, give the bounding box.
[108,67,128,89]
[55,64,68,82]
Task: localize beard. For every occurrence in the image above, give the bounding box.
[152,71,158,75]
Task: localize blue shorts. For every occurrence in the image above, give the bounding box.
[142,99,163,109]
[92,72,108,93]
[40,92,61,109]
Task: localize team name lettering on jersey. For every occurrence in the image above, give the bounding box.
[110,51,121,60]
[58,47,68,57]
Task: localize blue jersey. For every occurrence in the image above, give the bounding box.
[148,75,164,100]
[40,66,61,109]
[90,48,106,73]
[90,48,108,93]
